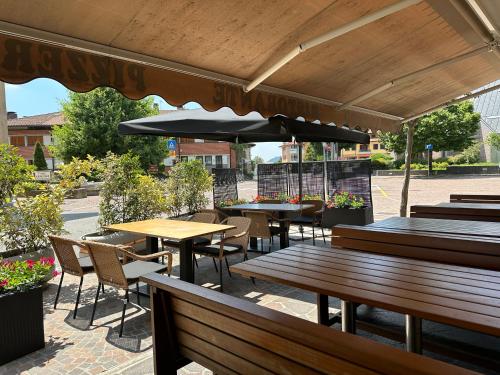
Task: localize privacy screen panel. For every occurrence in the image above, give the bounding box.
[288,162,324,198]
[326,160,372,207]
[257,163,289,197]
[213,168,238,206]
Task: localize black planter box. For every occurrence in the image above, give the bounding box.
[322,207,374,228]
[0,287,45,365]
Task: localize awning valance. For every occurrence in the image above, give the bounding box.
[0,0,499,132]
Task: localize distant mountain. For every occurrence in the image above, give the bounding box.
[267,156,281,163]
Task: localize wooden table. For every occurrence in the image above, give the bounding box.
[105,219,234,282]
[230,243,500,354]
[224,203,313,249]
[368,216,500,238]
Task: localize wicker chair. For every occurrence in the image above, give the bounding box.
[193,216,251,292]
[197,208,229,224]
[82,241,172,337]
[291,200,326,245]
[242,211,288,253]
[49,235,97,319]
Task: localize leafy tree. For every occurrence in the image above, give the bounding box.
[33,142,48,170]
[52,88,166,170]
[252,155,264,171]
[486,133,500,150]
[448,142,481,164]
[378,101,480,156]
[0,144,34,202]
[304,142,323,161]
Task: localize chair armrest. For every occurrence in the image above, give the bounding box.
[221,231,247,243]
[117,245,173,274]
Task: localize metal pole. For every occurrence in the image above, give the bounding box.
[341,300,356,333]
[323,143,327,201]
[400,121,416,217]
[405,315,422,354]
[298,142,303,203]
[0,82,7,144]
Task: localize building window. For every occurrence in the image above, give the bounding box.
[359,144,369,152]
[180,156,188,162]
[215,155,223,168]
[195,156,203,163]
[291,154,298,162]
[373,144,379,150]
[9,135,25,146]
[380,144,385,150]
[27,136,43,146]
[204,156,213,166]
[179,138,194,144]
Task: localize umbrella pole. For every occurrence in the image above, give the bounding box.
[298,142,303,203]
[400,120,416,217]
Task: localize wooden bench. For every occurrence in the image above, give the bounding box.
[450,194,500,204]
[141,273,475,375]
[410,203,500,222]
[331,224,500,271]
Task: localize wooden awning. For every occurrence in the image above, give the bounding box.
[0,0,499,132]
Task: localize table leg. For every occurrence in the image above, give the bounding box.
[317,294,329,325]
[405,315,422,354]
[341,300,356,333]
[147,236,159,263]
[279,212,288,249]
[179,239,194,283]
[249,237,258,249]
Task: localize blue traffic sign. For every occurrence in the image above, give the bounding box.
[167,139,177,150]
[425,144,433,150]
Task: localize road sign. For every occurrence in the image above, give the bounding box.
[169,150,176,157]
[167,139,176,150]
[425,144,433,150]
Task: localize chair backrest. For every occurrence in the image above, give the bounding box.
[224,216,251,252]
[242,210,271,238]
[190,211,217,240]
[301,199,324,216]
[82,241,128,289]
[49,235,87,277]
[410,204,500,222]
[197,208,227,223]
[331,225,500,271]
[142,274,474,375]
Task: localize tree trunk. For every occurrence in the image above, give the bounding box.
[400,121,416,217]
[0,82,7,144]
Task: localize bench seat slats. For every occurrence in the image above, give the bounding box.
[143,273,475,375]
[172,298,375,375]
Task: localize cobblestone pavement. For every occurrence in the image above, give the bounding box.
[3,175,500,374]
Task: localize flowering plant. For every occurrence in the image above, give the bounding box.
[0,257,58,295]
[253,193,290,203]
[288,194,323,204]
[326,191,365,209]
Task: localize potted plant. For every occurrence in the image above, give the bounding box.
[0,257,59,365]
[322,191,374,228]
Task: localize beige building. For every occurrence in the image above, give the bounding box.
[340,134,390,160]
[281,142,300,162]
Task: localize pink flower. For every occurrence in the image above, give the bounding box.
[0,279,8,288]
[26,259,35,269]
[40,257,55,266]
[52,270,61,278]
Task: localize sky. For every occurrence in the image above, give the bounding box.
[4,79,282,161]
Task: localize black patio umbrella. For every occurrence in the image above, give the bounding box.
[119,107,369,198]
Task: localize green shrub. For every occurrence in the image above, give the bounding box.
[0,144,34,203]
[166,160,213,215]
[326,191,365,209]
[98,153,167,227]
[33,142,48,170]
[448,142,481,165]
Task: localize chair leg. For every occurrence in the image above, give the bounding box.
[212,257,219,272]
[225,257,232,277]
[119,290,128,337]
[219,258,224,293]
[321,226,326,244]
[313,224,316,245]
[101,284,105,293]
[251,276,256,285]
[54,271,64,309]
[300,225,304,241]
[73,276,84,319]
[136,282,141,306]
[260,238,264,254]
[268,238,272,253]
[244,253,249,261]
[194,254,199,268]
[90,282,101,326]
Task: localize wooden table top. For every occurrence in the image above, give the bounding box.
[105,218,235,240]
[225,203,313,212]
[369,217,500,238]
[230,243,500,336]
[436,202,500,211]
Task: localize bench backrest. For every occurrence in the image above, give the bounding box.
[410,204,500,222]
[332,224,500,271]
[450,194,500,204]
[142,273,475,375]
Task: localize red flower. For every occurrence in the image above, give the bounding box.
[26,259,35,269]
[0,279,8,288]
[52,270,61,278]
[40,257,55,266]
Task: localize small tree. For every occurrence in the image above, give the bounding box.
[33,142,48,170]
[304,142,323,161]
[0,144,34,203]
[486,133,500,151]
